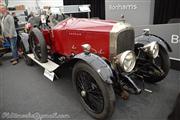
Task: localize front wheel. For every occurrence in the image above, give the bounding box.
[72,61,115,120]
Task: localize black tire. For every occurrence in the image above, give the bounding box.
[72,61,115,120]
[19,41,34,66]
[145,45,170,83]
[29,28,47,63]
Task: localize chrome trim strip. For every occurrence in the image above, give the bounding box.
[170,57,180,61]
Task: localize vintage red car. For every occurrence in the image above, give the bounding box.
[20,17,171,119]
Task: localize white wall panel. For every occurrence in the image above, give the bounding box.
[105,0,155,26]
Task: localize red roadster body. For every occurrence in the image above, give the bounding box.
[42,18,132,60]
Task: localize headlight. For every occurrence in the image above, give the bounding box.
[143,41,159,58]
[114,50,136,72]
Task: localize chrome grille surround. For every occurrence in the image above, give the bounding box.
[110,22,135,60]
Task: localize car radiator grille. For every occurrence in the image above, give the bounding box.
[117,29,135,53]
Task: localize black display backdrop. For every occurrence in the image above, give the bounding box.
[154,0,180,24]
[63,0,105,19]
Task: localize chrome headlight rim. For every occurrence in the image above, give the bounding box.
[115,50,136,73]
[143,41,159,58]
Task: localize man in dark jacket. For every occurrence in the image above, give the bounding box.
[0,5,18,65]
[12,12,19,29]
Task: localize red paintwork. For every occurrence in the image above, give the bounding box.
[42,18,116,59]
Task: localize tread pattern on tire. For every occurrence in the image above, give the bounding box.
[29,28,48,63]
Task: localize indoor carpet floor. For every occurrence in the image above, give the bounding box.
[0,54,180,120]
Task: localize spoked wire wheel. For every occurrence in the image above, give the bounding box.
[73,61,115,120]
[76,71,104,114]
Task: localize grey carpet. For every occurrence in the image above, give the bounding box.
[0,54,180,120]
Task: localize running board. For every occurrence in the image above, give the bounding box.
[27,54,59,81]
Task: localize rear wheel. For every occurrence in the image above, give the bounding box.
[72,61,115,120]
[29,28,47,63]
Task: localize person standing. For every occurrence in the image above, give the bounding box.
[12,12,21,52]
[0,5,18,65]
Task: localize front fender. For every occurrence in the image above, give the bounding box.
[135,34,172,52]
[74,53,113,84]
